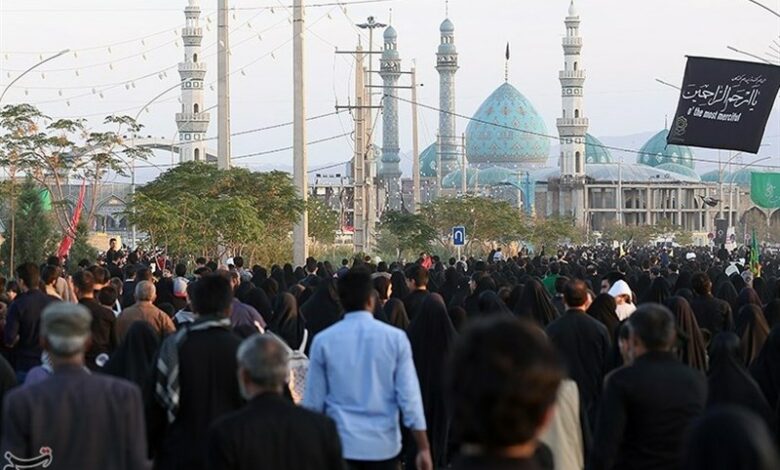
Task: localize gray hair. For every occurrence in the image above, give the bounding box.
[41,303,91,356]
[236,334,290,389]
[135,280,156,302]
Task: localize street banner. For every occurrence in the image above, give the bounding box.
[667,56,780,153]
[751,171,780,208]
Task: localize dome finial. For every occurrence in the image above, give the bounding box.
[388,7,392,25]
[445,0,449,17]
[568,0,578,16]
[504,42,510,82]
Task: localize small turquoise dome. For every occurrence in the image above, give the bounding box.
[638,130,695,169]
[440,18,454,33]
[701,170,721,182]
[465,82,550,167]
[442,168,478,189]
[585,134,613,164]
[656,162,701,181]
[419,143,437,178]
[469,166,522,187]
[383,25,397,40]
[728,168,754,187]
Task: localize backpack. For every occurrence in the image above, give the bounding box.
[288,329,309,404]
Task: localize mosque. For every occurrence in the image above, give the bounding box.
[374,0,775,243]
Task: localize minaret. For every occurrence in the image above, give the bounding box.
[379,24,402,210]
[436,16,459,183]
[556,0,588,223]
[557,0,587,177]
[176,0,209,162]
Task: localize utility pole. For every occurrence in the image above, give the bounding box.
[292,0,308,266]
[411,65,420,212]
[217,0,232,169]
[460,133,467,195]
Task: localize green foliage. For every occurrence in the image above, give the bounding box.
[307,198,339,245]
[377,210,437,260]
[128,161,303,261]
[0,103,151,237]
[600,218,693,247]
[526,216,584,248]
[0,178,56,272]
[421,195,526,250]
[67,222,97,273]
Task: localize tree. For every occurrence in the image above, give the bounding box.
[128,161,303,261]
[307,198,339,245]
[66,222,97,273]
[0,177,56,271]
[377,210,437,259]
[0,103,151,241]
[421,195,525,252]
[527,216,584,248]
[600,221,657,247]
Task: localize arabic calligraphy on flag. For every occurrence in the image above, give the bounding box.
[667,57,780,153]
[751,172,780,209]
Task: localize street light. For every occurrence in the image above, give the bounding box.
[0,48,69,276]
[0,49,69,103]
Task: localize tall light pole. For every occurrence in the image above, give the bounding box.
[217,0,232,169]
[292,0,308,267]
[1,49,69,275]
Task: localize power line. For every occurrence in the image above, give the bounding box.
[391,94,780,170]
[0,0,397,13]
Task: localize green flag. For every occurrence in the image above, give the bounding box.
[750,172,780,208]
[750,228,761,277]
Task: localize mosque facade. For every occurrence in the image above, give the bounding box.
[373,0,775,243]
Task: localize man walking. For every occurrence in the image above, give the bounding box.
[304,269,432,470]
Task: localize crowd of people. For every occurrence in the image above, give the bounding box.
[0,240,779,469]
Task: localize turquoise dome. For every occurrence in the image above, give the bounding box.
[701,170,721,182]
[585,134,613,164]
[638,130,695,169]
[442,168,478,189]
[465,82,550,167]
[469,166,522,187]
[655,163,701,181]
[728,168,754,187]
[419,143,437,178]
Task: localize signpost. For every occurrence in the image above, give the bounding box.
[453,226,466,260]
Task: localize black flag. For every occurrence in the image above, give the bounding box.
[505,42,510,61]
[667,56,780,153]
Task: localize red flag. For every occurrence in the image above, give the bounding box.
[57,180,87,259]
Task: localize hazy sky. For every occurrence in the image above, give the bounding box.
[1,0,779,182]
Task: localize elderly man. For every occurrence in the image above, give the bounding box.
[116,280,175,341]
[208,334,344,469]
[1,303,150,469]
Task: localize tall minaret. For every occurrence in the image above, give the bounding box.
[436,15,459,182]
[177,0,209,162]
[557,0,587,177]
[379,24,402,210]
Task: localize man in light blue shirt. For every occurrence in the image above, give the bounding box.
[304,269,432,470]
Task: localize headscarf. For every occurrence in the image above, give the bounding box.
[641,277,671,305]
[261,277,279,301]
[514,279,558,326]
[716,280,739,313]
[750,325,780,407]
[103,321,160,393]
[706,332,775,432]
[270,266,287,291]
[449,306,468,333]
[390,270,410,300]
[763,299,780,329]
[477,290,512,317]
[384,298,409,330]
[730,272,746,293]
[665,296,708,372]
[737,287,763,312]
[674,271,693,293]
[407,293,456,468]
[587,293,620,340]
[682,406,779,470]
[299,277,343,354]
[735,304,769,367]
[269,293,306,350]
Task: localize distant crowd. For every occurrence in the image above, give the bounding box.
[0,239,778,469]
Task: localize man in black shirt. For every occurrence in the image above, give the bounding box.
[590,304,707,470]
[3,263,54,380]
[690,272,733,338]
[72,271,117,370]
[403,265,430,322]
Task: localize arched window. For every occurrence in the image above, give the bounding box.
[575,151,581,172]
[574,109,580,118]
[563,109,566,118]
[194,148,200,160]
[193,53,198,63]
[193,103,199,113]
[573,61,578,71]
